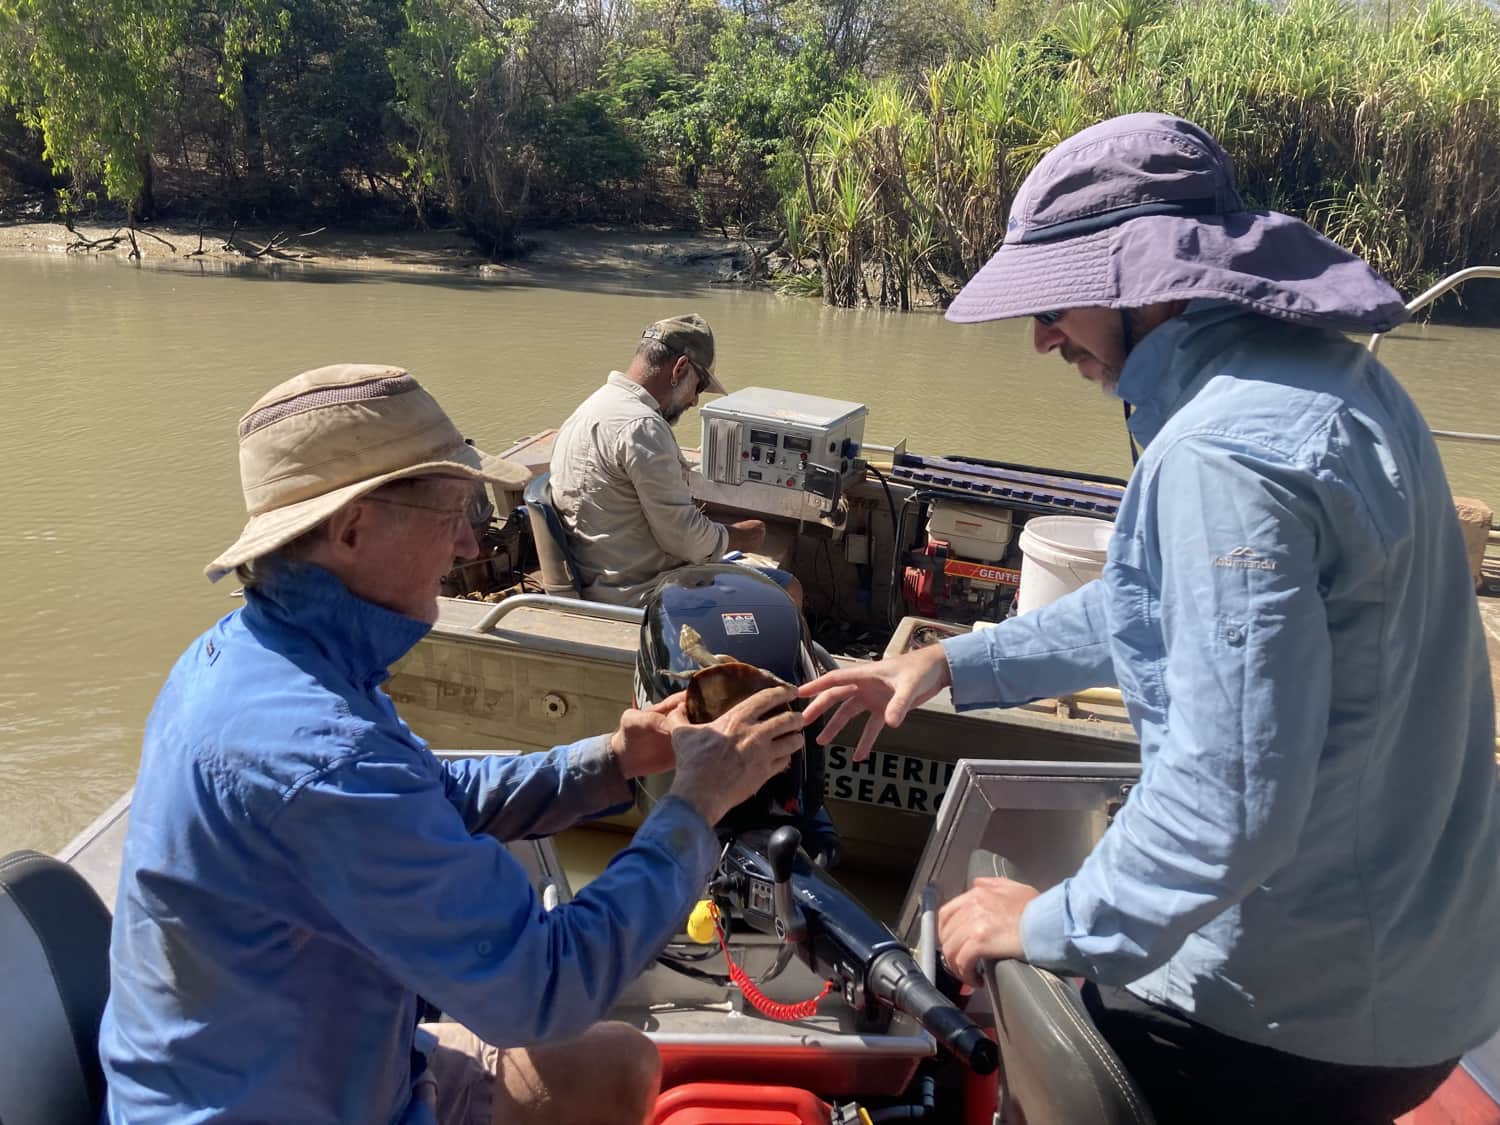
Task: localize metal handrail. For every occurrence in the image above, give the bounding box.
[472,593,644,633]
[1368,265,1500,357]
[1367,265,1500,446]
[1431,429,1500,446]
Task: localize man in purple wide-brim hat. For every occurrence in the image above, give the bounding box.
[800,113,1500,1122]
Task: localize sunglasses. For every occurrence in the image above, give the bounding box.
[683,356,714,395]
[1034,310,1063,326]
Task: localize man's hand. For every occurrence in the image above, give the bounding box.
[726,519,767,553]
[798,644,953,761]
[669,685,805,825]
[608,692,688,780]
[937,877,1041,987]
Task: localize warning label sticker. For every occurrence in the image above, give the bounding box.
[721,612,760,636]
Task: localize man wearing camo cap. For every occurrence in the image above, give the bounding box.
[550,313,800,605]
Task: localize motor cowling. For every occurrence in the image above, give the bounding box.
[635,564,830,848]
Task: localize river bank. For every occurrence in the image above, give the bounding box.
[0,215,785,286]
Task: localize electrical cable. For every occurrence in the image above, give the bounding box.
[867,1075,937,1121]
[821,539,840,627]
[866,464,902,554]
[866,463,905,631]
[886,492,922,629]
[654,954,731,987]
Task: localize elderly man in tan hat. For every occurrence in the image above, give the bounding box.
[98,364,806,1125]
[550,313,801,605]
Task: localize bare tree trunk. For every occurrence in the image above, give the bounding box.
[130,153,157,223]
[798,144,836,308]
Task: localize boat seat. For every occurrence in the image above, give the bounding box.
[968,850,1156,1125]
[0,849,113,1125]
[524,470,583,599]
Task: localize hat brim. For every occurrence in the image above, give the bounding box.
[205,443,529,583]
[945,227,1116,324]
[702,368,728,395]
[945,212,1408,334]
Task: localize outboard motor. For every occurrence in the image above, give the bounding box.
[636,564,831,849]
[637,565,997,1077]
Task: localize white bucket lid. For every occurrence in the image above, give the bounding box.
[1018,515,1113,560]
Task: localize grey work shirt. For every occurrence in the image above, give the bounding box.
[550,372,728,604]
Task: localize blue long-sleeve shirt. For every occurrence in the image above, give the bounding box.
[943,301,1500,1067]
[99,564,719,1123]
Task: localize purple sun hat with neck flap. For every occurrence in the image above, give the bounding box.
[946,112,1409,334]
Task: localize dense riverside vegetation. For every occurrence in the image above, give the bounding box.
[1,0,1496,302]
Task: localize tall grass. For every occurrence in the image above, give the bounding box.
[793,0,1500,306]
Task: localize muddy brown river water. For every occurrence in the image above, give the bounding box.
[2,250,1496,855]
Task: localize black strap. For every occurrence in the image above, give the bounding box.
[1119,309,1140,468]
[1017,197,1220,244]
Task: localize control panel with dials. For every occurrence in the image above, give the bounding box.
[699,388,868,517]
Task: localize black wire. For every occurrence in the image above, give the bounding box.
[860,463,901,635]
[655,954,731,987]
[886,492,921,629]
[821,539,839,626]
[660,944,720,963]
[1119,309,1140,468]
[866,464,901,550]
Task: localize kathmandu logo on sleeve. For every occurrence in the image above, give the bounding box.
[1213,546,1278,571]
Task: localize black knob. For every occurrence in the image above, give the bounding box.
[768,825,802,884]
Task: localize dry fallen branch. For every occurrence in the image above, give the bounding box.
[62,217,126,254]
[133,226,176,254]
[230,226,326,261]
[184,220,210,258]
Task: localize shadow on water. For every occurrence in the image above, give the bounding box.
[79,250,723,300]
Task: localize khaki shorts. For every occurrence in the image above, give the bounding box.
[414,1021,501,1125]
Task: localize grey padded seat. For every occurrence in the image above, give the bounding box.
[969,850,1156,1125]
[523,469,583,598]
[0,849,113,1125]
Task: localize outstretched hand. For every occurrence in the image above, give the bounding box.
[797,643,953,761]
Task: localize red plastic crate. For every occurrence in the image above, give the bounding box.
[651,1081,833,1125]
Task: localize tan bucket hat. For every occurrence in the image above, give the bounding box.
[205,363,529,582]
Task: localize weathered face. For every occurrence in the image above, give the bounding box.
[660,356,705,425]
[352,476,480,624]
[1032,307,1128,395]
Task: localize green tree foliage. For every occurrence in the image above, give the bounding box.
[536,91,646,214]
[795,0,1500,306]
[0,0,1495,289]
[388,0,539,255]
[229,0,406,213]
[0,0,196,216]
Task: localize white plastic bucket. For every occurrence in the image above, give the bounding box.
[1015,515,1113,615]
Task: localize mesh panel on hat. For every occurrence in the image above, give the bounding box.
[238,373,420,438]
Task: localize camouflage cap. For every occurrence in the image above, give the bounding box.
[641,313,727,394]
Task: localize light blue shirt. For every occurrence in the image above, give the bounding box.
[942,302,1500,1066]
[99,563,719,1123]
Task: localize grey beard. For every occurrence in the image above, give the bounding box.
[662,403,687,425]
